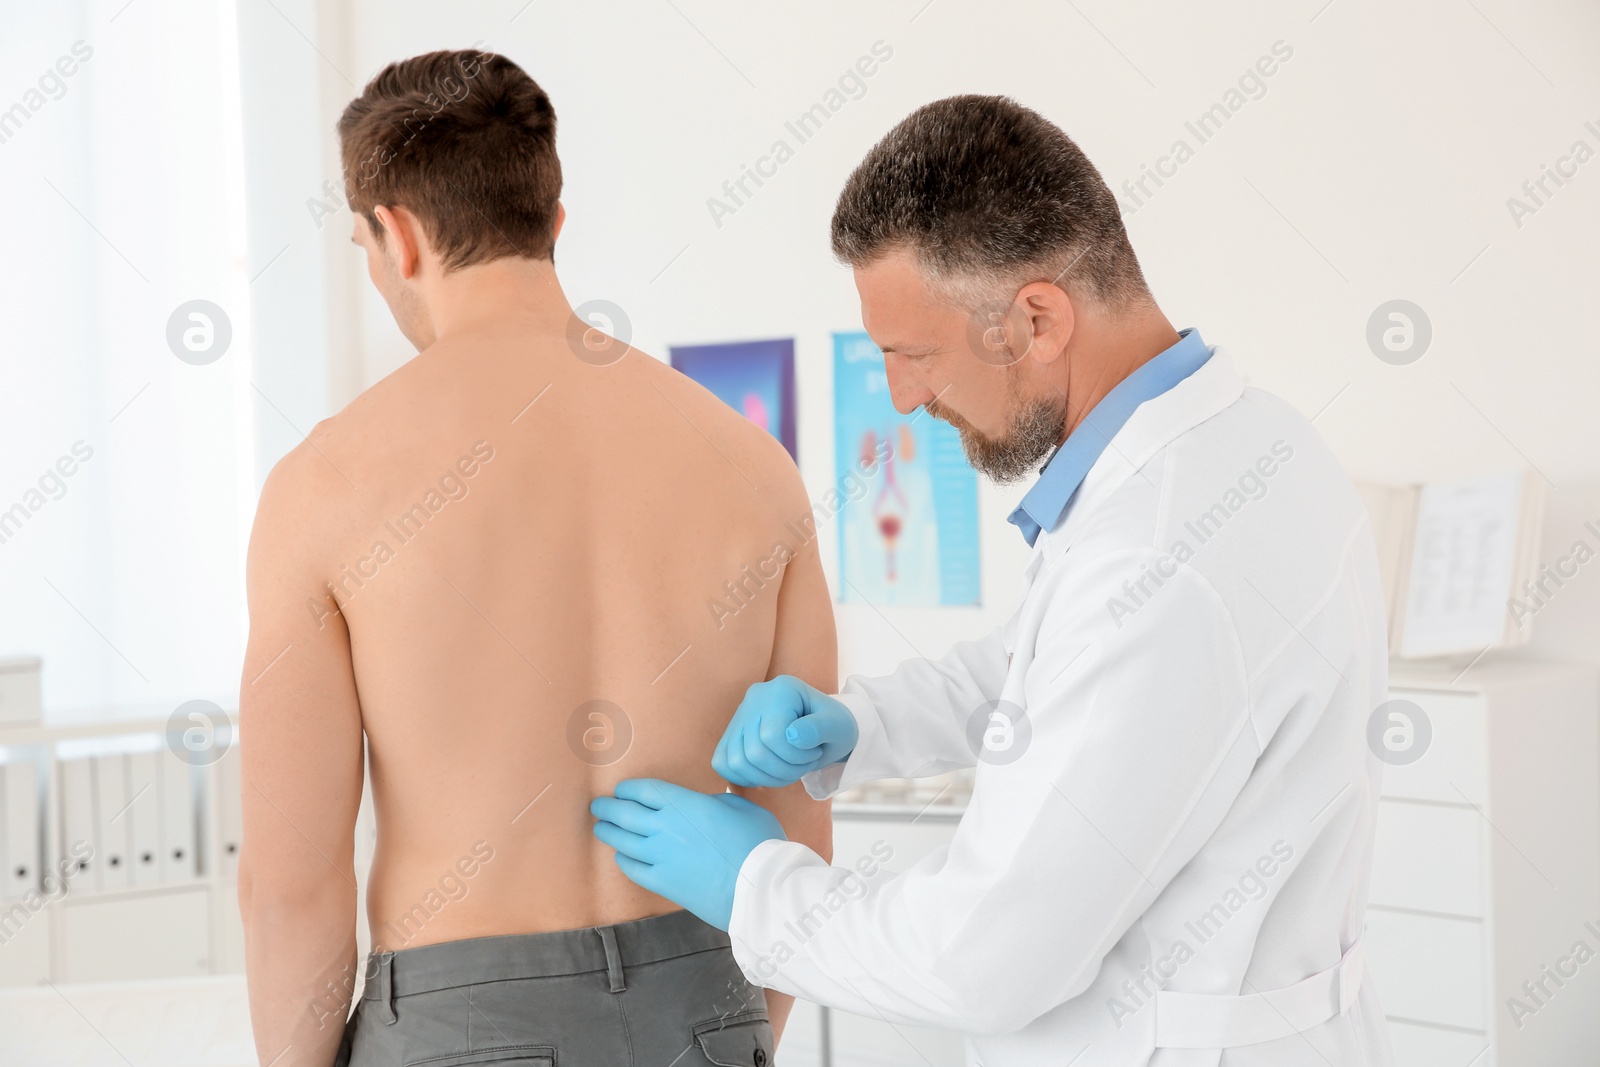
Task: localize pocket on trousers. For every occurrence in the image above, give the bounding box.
[691,1010,773,1067]
[405,1047,556,1067]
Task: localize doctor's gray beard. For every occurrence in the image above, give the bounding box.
[924,373,1067,485]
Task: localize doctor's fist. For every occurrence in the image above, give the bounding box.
[713,675,858,788]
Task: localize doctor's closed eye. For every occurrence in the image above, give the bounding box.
[888,347,941,361]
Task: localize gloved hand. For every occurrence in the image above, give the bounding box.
[591,778,786,931]
[712,675,859,789]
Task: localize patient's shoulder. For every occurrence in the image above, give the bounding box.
[260,356,426,508]
[249,417,361,565]
[632,350,810,510]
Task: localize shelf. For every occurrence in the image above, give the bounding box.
[0,706,238,747]
[1389,656,1593,693]
[55,880,213,905]
[832,801,966,822]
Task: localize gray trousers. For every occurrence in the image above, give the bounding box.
[334,909,774,1067]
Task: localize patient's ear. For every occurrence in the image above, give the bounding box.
[551,202,566,246]
[373,204,425,280]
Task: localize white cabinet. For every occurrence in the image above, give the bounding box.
[57,886,212,982]
[0,713,247,988]
[1366,908,1489,1030]
[0,905,50,986]
[1370,661,1600,1067]
[1369,802,1484,915]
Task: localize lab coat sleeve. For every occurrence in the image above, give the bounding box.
[801,627,1011,800]
[730,551,1257,1034]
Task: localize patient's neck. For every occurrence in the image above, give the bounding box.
[417,256,572,347]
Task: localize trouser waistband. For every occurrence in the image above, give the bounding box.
[360,909,729,1024]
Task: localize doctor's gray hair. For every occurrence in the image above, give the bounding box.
[830,95,1151,313]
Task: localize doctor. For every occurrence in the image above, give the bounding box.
[593,94,1394,1066]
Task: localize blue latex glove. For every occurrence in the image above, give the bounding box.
[591,779,786,930]
[713,675,859,788]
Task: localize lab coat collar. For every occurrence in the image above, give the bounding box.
[1035,345,1247,560]
[1008,327,1212,547]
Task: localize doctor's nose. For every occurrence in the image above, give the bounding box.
[882,353,935,415]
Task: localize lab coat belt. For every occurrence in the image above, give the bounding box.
[1153,938,1364,1049]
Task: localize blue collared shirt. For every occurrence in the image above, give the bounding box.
[1006,327,1212,547]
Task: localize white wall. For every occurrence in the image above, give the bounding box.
[260,0,1600,681]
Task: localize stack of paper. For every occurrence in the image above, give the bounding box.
[1357,470,1546,658]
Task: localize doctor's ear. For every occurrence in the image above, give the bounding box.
[1014,280,1077,365]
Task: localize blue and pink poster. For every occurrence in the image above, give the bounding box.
[833,331,981,606]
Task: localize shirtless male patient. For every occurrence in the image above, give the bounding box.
[238,49,834,1067]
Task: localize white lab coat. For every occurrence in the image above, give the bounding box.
[729,348,1396,1066]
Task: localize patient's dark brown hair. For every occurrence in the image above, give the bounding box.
[337,49,561,270]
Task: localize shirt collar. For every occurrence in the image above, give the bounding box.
[1006,327,1212,547]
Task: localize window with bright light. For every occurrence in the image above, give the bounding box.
[0,1,255,719]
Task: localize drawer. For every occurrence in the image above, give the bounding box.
[58,886,212,981]
[1379,690,1487,807]
[1370,801,1485,917]
[1365,909,1486,1030]
[1387,1018,1491,1067]
[0,903,50,986]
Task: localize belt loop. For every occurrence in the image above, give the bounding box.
[1338,938,1365,1015]
[597,926,626,993]
[374,951,398,1024]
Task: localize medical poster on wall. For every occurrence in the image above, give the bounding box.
[833,331,981,606]
[668,338,797,460]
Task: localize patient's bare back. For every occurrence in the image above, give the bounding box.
[312,320,830,949]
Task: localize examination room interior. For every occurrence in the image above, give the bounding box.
[1,0,1598,1065]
